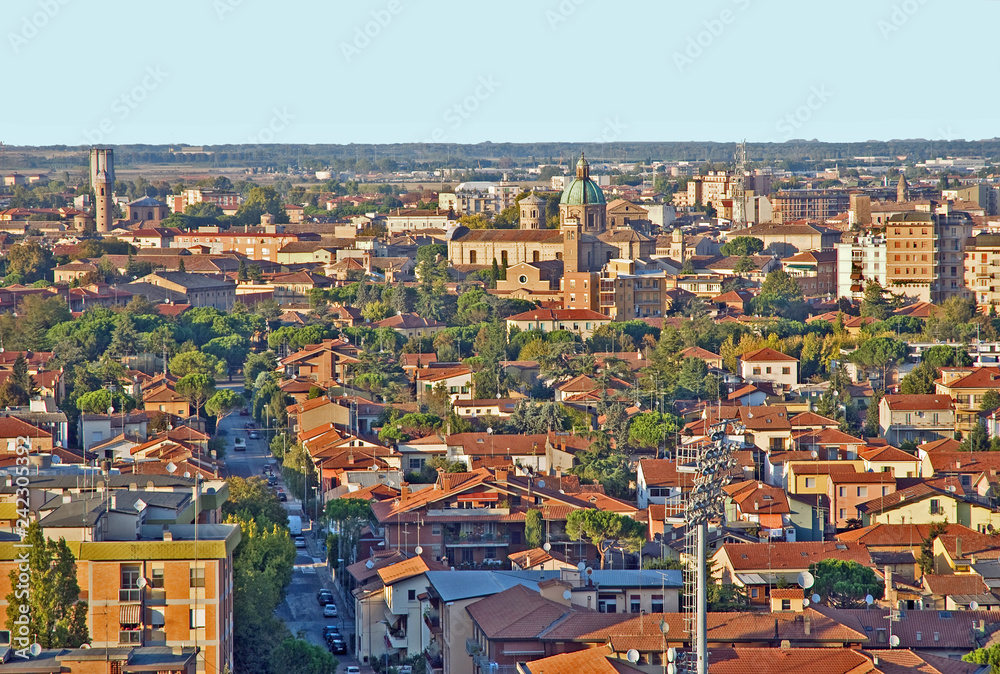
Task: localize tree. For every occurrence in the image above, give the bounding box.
[643,557,685,570]
[923,345,971,369]
[732,255,757,275]
[720,236,764,257]
[223,476,288,528]
[754,269,806,320]
[235,186,287,226]
[5,522,89,648]
[10,354,37,399]
[203,334,250,374]
[677,357,708,398]
[919,520,949,574]
[863,390,884,438]
[75,389,137,415]
[961,421,990,452]
[860,280,893,320]
[850,336,907,387]
[325,498,374,567]
[525,509,544,549]
[361,300,390,322]
[628,412,679,453]
[565,509,646,569]
[270,638,338,674]
[169,351,225,378]
[963,643,1000,672]
[176,373,216,418]
[244,351,278,386]
[6,241,54,283]
[899,361,938,395]
[809,559,883,608]
[982,390,1000,413]
[206,389,247,423]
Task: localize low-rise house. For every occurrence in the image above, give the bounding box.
[505,308,612,340]
[636,458,688,513]
[376,313,447,339]
[738,348,798,391]
[416,366,473,404]
[879,394,955,446]
[827,470,896,528]
[126,271,236,309]
[859,445,921,477]
[936,366,1000,433]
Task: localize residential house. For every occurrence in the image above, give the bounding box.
[827,470,896,528]
[738,348,798,390]
[935,367,1000,433]
[879,394,955,446]
[376,313,447,339]
[126,271,236,310]
[505,308,612,340]
[417,366,473,404]
[636,458,689,514]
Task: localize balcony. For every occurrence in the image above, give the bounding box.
[444,531,510,546]
[385,626,407,650]
[426,651,444,674]
[424,613,441,633]
[119,588,142,602]
[467,638,483,657]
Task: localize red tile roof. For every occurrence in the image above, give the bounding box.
[883,394,953,411]
[507,308,610,322]
[709,648,876,674]
[939,366,1000,390]
[466,584,578,639]
[740,347,797,362]
[720,541,870,571]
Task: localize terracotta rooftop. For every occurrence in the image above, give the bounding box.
[883,394,953,411]
[719,541,870,570]
[740,347,798,363]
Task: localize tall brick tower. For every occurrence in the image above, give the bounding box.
[90,147,115,233]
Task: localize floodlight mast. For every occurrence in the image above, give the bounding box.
[677,419,742,674]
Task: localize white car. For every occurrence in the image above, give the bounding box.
[294,537,306,548]
[346,667,360,674]
[233,437,246,451]
[323,603,338,618]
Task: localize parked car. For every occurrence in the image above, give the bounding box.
[293,537,306,548]
[317,590,334,605]
[329,639,347,655]
[233,437,246,451]
[347,667,361,674]
[323,625,340,640]
[398,666,412,674]
[277,491,287,502]
[323,604,338,618]
[249,430,261,440]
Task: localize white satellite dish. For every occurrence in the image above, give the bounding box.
[137,577,147,589]
[183,471,191,478]
[365,560,375,569]
[667,664,677,674]
[414,546,423,555]
[563,590,572,600]
[889,634,900,648]
[971,601,980,611]
[577,561,586,572]
[811,593,821,604]
[803,598,810,607]
[543,542,552,552]
[538,480,545,489]
[948,485,957,493]
[810,450,818,459]
[659,620,670,635]
[165,462,177,473]
[667,647,676,663]
[29,643,41,657]
[797,571,814,589]
[626,649,639,664]
[80,644,91,649]
[865,594,874,606]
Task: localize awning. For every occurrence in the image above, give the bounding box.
[759,514,784,529]
[457,492,498,502]
[120,604,141,626]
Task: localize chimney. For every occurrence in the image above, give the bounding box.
[957,537,963,559]
[62,493,71,504]
[803,614,811,636]
[110,493,117,510]
[525,553,531,568]
[400,482,410,498]
[162,525,172,542]
[884,566,893,606]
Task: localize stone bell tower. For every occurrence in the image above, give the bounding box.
[90,147,115,233]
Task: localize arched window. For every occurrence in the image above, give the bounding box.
[100,187,105,196]
[147,210,153,220]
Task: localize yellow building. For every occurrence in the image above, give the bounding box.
[786,462,865,495]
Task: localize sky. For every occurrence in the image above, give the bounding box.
[1,0,993,146]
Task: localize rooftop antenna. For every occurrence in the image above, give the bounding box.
[731,141,748,230]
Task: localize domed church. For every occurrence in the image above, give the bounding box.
[447,154,640,274]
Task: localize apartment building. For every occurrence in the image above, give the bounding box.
[771,189,851,222]
[886,211,973,303]
[781,250,836,296]
[934,368,1000,434]
[168,231,304,262]
[965,232,1000,308]
[878,394,955,445]
[835,234,886,301]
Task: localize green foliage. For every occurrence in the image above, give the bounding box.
[5,522,89,648]
[919,520,949,574]
[719,236,764,257]
[270,637,339,674]
[863,390,884,438]
[963,643,1000,672]
[169,350,225,378]
[244,351,278,385]
[922,345,972,369]
[75,388,137,415]
[176,373,217,417]
[643,557,685,570]
[503,401,570,434]
[809,559,883,608]
[961,422,991,452]
[565,509,646,569]
[235,186,288,226]
[206,389,246,421]
[850,336,907,384]
[6,241,54,283]
[525,509,544,549]
[224,476,289,528]
[982,389,1000,413]
[628,412,680,451]
[378,412,443,444]
[753,269,806,320]
[859,280,893,320]
[899,361,938,395]
[203,334,251,373]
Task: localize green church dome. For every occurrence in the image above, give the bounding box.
[559,154,606,206]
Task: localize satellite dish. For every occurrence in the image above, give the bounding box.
[183,471,191,478]
[137,577,147,589]
[889,634,900,648]
[667,647,676,663]
[543,542,552,552]
[948,485,956,493]
[667,664,677,674]
[865,594,874,606]
[29,643,41,657]
[585,567,594,576]
[797,571,814,589]
[165,462,177,473]
[803,598,810,607]
[80,644,91,649]
[811,593,821,604]
[563,590,572,600]
[810,450,818,459]
[971,601,980,611]
[365,560,375,569]
[414,546,423,555]
[538,480,545,489]
[626,650,639,664]
[577,561,586,572]
[659,620,670,634]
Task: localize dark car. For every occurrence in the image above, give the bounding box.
[249,430,261,440]
[317,589,334,604]
[329,639,347,655]
[278,491,287,502]
[323,625,341,640]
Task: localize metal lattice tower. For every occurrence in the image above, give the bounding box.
[673,420,742,674]
[731,141,748,230]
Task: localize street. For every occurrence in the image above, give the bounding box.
[219,392,362,668]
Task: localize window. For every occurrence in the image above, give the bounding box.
[469,250,477,264]
[408,589,416,601]
[190,608,206,629]
[930,499,941,515]
[150,608,165,627]
[190,566,205,588]
[150,567,164,589]
[857,486,868,498]
[120,564,141,601]
[805,477,816,489]
[752,367,761,375]
[876,628,887,643]
[630,595,641,613]
[839,487,846,497]
[750,588,759,598]
[651,594,664,612]
[839,509,846,519]
[781,367,791,375]
[781,599,791,610]
[765,367,772,374]
[432,525,441,536]
[485,547,496,559]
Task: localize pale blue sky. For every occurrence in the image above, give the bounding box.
[2,0,992,146]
